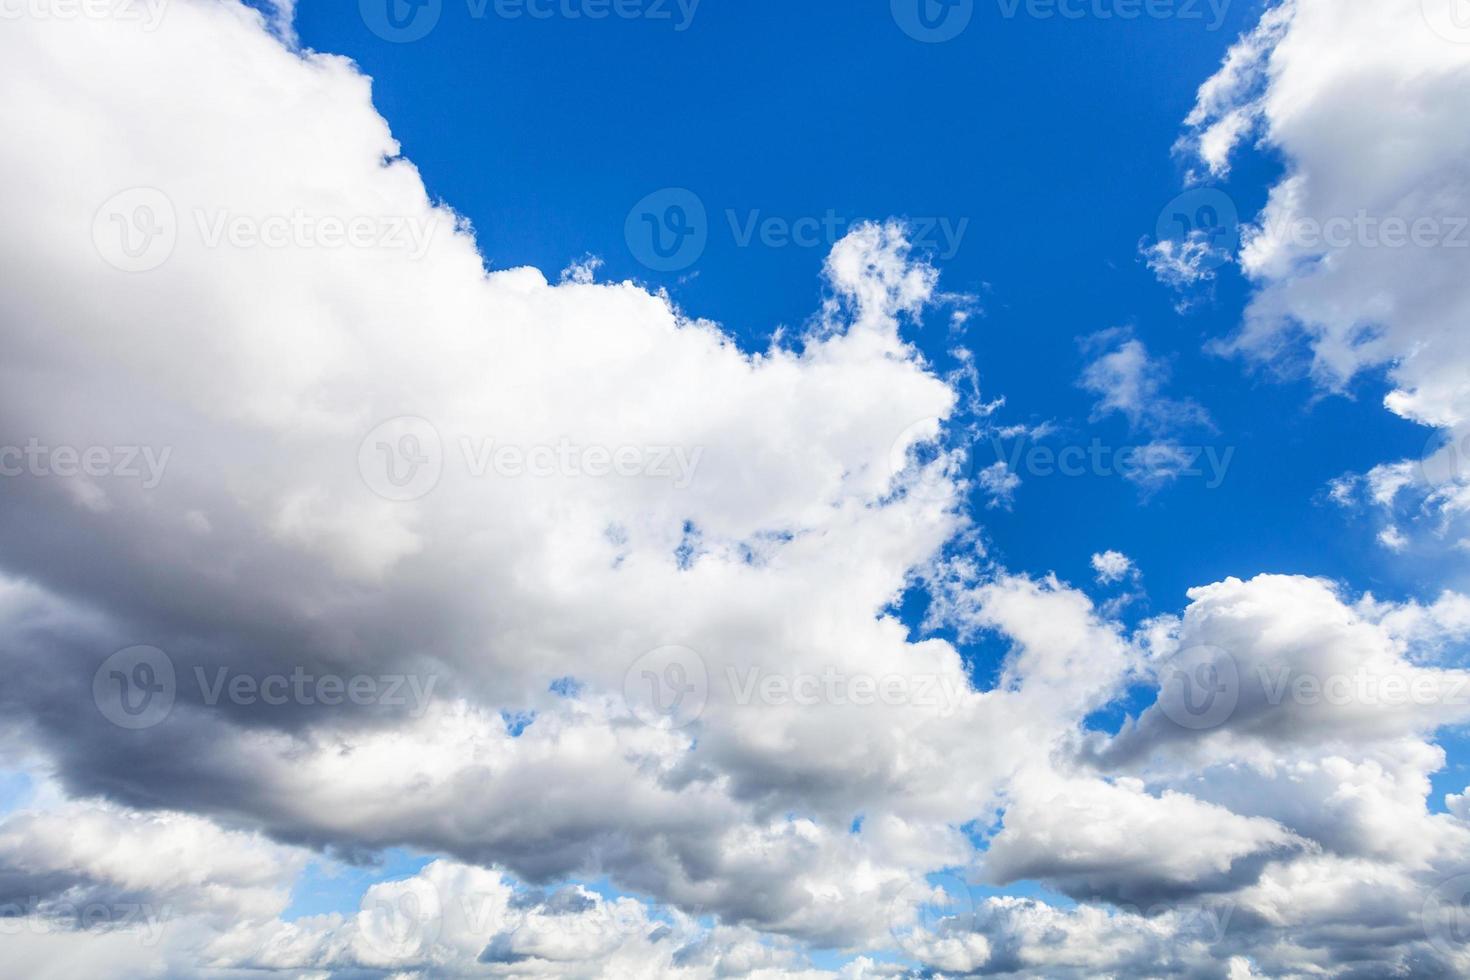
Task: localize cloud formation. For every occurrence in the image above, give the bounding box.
[1176,0,1470,555]
[0,1,1468,977]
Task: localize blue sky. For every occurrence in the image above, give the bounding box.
[292,1,1438,612]
[3,0,1470,976]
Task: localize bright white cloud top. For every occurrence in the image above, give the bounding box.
[1,0,1469,977]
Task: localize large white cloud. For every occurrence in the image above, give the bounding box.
[1175,0,1470,555]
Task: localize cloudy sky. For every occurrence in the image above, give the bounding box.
[2,0,1470,976]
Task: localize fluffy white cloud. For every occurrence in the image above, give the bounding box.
[1075,328,1215,491]
[1104,575,1470,761]
[0,795,302,922]
[1078,328,1211,436]
[1177,0,1470,551]
[982,770,1306,905]
[1091,550,1135,585]
[0,0,994,965]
